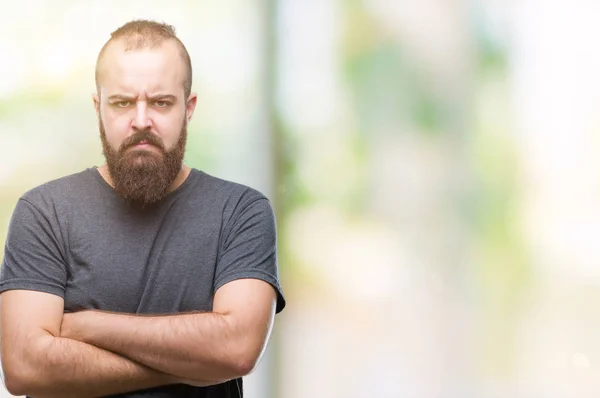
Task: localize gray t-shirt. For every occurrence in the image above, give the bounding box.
[0,167,286,397]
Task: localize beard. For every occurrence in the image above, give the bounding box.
[99,119,187,206]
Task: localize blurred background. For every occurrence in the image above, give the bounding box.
[2,0,600,397]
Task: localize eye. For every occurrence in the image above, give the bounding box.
[154,101,171,108]
[114,101,131,108]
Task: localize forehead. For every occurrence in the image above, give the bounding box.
[98,39,185,97]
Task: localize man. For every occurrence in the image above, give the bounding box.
[0,19,285,398]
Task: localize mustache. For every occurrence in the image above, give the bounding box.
[119,130,165,152]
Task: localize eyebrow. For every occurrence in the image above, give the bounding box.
[107,94,177,102]
[107,95,135,101]
[148,94,177,102]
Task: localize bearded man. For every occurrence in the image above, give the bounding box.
[0,19,285,398]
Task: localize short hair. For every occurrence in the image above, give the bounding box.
[95,20,193,98]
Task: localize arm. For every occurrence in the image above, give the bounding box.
[0,290,215,398]
[61,278,277,382]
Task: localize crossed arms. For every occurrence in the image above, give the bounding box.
[0,278,276,398]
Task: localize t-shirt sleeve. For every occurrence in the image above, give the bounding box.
[214,195,286,314]
[0,197,68,298]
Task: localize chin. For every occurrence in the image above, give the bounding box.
[126,151,162,166]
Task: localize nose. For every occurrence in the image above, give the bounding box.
[132,101,152,130]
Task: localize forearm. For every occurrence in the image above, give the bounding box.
[65,311,244,382]
[12,335,175,398]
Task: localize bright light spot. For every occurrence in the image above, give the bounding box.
[287,205,411,302]
[0,125,22,182]
[41,43,74,81]
[0,43,25,95]
[277,0,343,132]
[572,352,590,369]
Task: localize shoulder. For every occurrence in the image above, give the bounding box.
[191,169,275,224]
[19,168,97,211]
[193,169,272,207]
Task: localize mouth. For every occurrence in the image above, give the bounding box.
[128,140,156,150]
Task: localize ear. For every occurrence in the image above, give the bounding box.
[185,93,198,123]
[92,93,101,117]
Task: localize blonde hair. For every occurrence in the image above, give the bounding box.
[95,20,193,97]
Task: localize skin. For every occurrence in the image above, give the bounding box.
[0,39,278,397]
[59,279,277,382]
[94,38,197,189]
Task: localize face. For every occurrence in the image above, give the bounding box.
[94,39,196,205]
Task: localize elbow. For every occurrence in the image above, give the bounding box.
[228,344,264,377]
[196,344,259,380]
[227,328,273,377]
[5,378,27,397]
[3,361,34,397]
[2,340,52,397]
[195,354,256,381]
[4,374,24,397]
[230,357,256,378]
[4,364,64,398]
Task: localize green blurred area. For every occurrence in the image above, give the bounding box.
[0,1,552,397]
